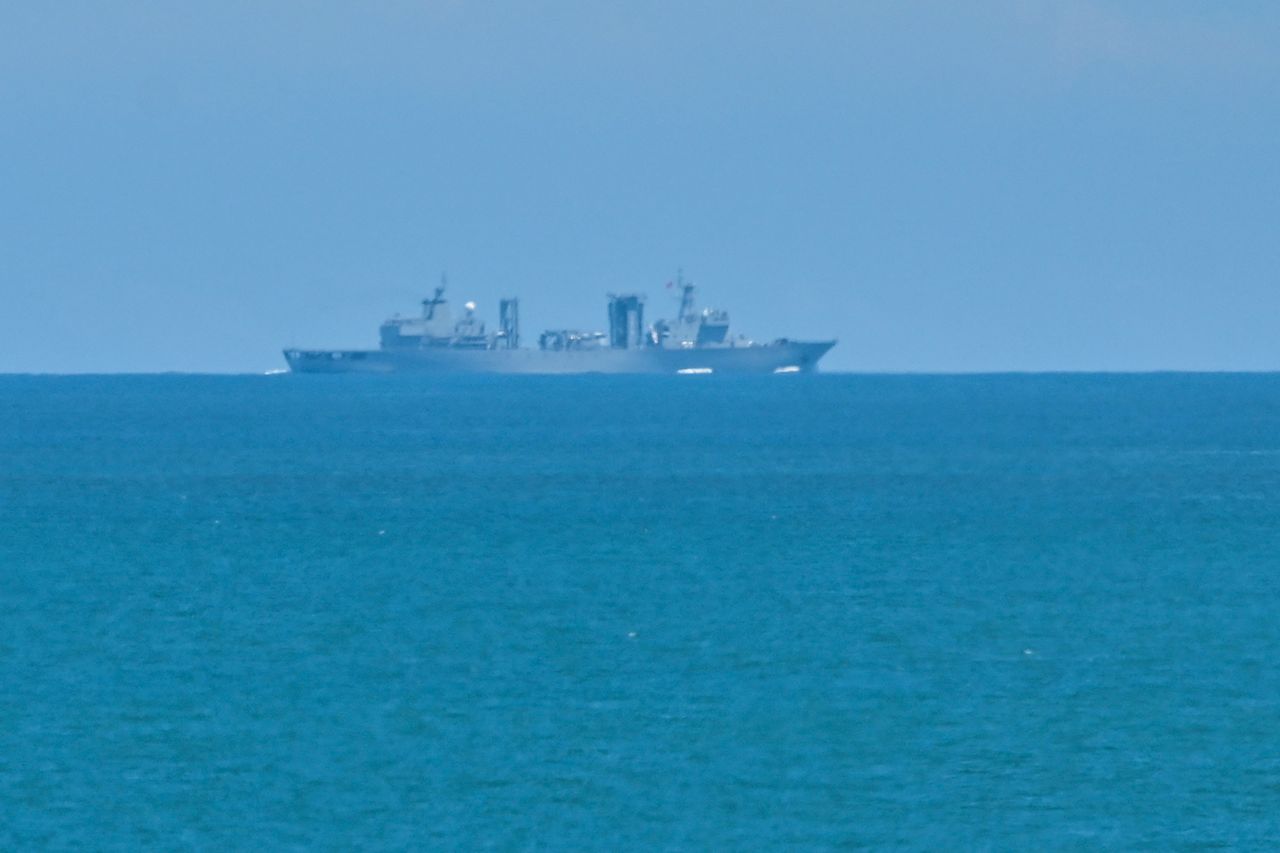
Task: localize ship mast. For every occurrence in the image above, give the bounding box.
[423,272,447,320]
[676,268,696,323]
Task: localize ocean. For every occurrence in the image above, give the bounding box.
[2,373,1278,849]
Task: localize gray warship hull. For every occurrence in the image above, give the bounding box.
[285,340,834,375]
[284,275,836,375]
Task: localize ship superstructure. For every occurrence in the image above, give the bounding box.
[284,273,835,374]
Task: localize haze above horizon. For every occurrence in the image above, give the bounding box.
[2,2,1277,373]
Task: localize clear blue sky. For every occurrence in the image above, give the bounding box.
[2,2,1277,372]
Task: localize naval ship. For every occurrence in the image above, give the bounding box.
[284,275,836,375]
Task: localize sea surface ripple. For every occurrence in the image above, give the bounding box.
[1,373,1279,849]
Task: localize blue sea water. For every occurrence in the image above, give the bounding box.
[2,373,1279,849]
